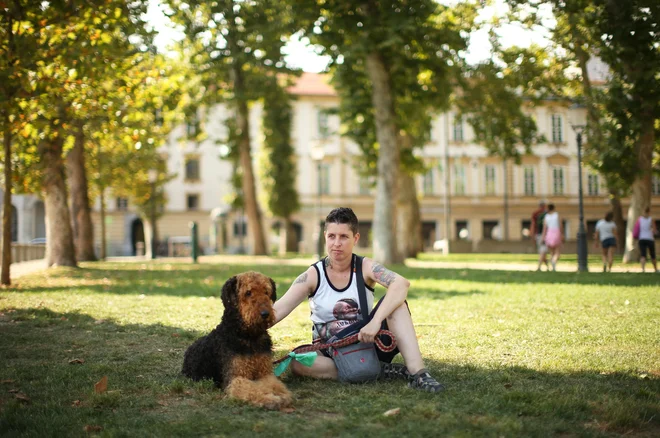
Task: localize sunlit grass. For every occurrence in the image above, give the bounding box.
[1,260,659,437]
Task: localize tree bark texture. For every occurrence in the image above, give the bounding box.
[41,136,77,267]
[396,172,422,259]
[366,51,400,264]
[623,118,654,262]
[278,216,298,255]
[234,70,267,255]
[99,187,106,260]
[66,125,96,261]
[2,118,12,285]
[608,191,626,255]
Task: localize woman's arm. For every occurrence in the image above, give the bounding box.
[272,266,317,325]
[357,257,410,343]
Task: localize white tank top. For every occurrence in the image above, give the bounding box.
[309,255,374,342]
[638,216,654,241]
[544,211,560,230]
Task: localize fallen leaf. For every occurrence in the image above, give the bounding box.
[383,408,400,417]
[171,333,180,338]
[2,380,15,384]
[8,389,19,393]
[83,425,102,433]
[504,383,513,389]
[94,320,105,325]
[60,316,68,321]
[14,393,30,403]
[280,407,296,413]
[157,400,169,407]
[72,400,82,407]
[94,376,108,394]
[69,358,85,364]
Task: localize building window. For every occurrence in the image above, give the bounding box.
[552,166,564,195]
[652,175,660,195]
[587,173,599,196]
[452,117,464,142]
[318,109,329,139]
[453,164,466,195]
[116,197,128,211]
[358,176,372,195]
[186,113,199,137]
[187,194,199,211]
[524,167,535,196]
[551,114,563,143]
[234,219,247,237]
[484,165,496,195]
[521,220,532,239]
[185,157,200,181]
[319,163,330,195]
[455,220,469,240]
[423,169,434,195]
[482,220,499,240]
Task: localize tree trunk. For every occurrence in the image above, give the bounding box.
[1,117,12,285]
[623,118,654,263]
[234,76,267,255]
[66,124,96,261]
[396,172,422,259]
[41,136,77,267]
[278,216,298,255]
[608,189,626,255]
[365,51,400,264]
[99,187,106,260]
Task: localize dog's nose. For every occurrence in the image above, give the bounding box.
[260,310,270,319]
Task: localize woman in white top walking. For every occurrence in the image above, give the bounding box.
[636,207,658,273]
[542,204,563,271]
[594,211,617,272]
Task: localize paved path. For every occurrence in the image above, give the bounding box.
[7,254,653,280]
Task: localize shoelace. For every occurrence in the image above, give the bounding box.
[273,329,396,365]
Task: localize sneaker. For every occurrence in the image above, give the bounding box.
[407,369,445,393]
[380,362,410,380]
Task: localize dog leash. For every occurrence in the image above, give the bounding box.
[272,329,397,365]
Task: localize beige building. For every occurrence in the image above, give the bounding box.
[90,73,660,256]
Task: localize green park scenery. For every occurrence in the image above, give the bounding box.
[1,258,658,437]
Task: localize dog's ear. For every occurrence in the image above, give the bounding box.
[221,276,238,307]
[269,278,277,303]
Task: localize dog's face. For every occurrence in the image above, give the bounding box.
[221,272,277,331]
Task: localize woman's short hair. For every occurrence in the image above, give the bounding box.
[548,203,555,212]
[605,212,614,222]
[325,207,359,235]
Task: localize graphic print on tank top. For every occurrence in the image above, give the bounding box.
[313,298,363,341]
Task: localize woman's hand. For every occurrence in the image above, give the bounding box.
[358,320,381,344]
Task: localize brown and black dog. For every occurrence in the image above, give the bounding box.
[182,272,292,410]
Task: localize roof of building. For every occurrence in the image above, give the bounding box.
[287,72,336,97]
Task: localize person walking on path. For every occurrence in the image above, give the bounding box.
[272,207,444,392]
[531,201,549,271]
[636,207,658,273]
[594,211,617,272]
[541,203,563,272]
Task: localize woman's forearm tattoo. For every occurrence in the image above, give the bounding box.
[372,262,396,287]
[293,272,308,285]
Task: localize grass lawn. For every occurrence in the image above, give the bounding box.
[1,260,659,437]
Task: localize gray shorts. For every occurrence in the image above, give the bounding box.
[536,234,548,254]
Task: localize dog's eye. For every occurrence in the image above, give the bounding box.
[245,290,252,297]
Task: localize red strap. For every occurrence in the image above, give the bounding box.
[272,329,396,365]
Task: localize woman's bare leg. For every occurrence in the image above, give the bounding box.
[385,303,424,375]
[291,355,337,379]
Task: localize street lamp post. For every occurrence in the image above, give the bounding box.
[571,124,588,272]
[310,142,325,259]
[148,169,158,260]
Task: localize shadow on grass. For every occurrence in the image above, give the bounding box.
[1,307,659,437]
